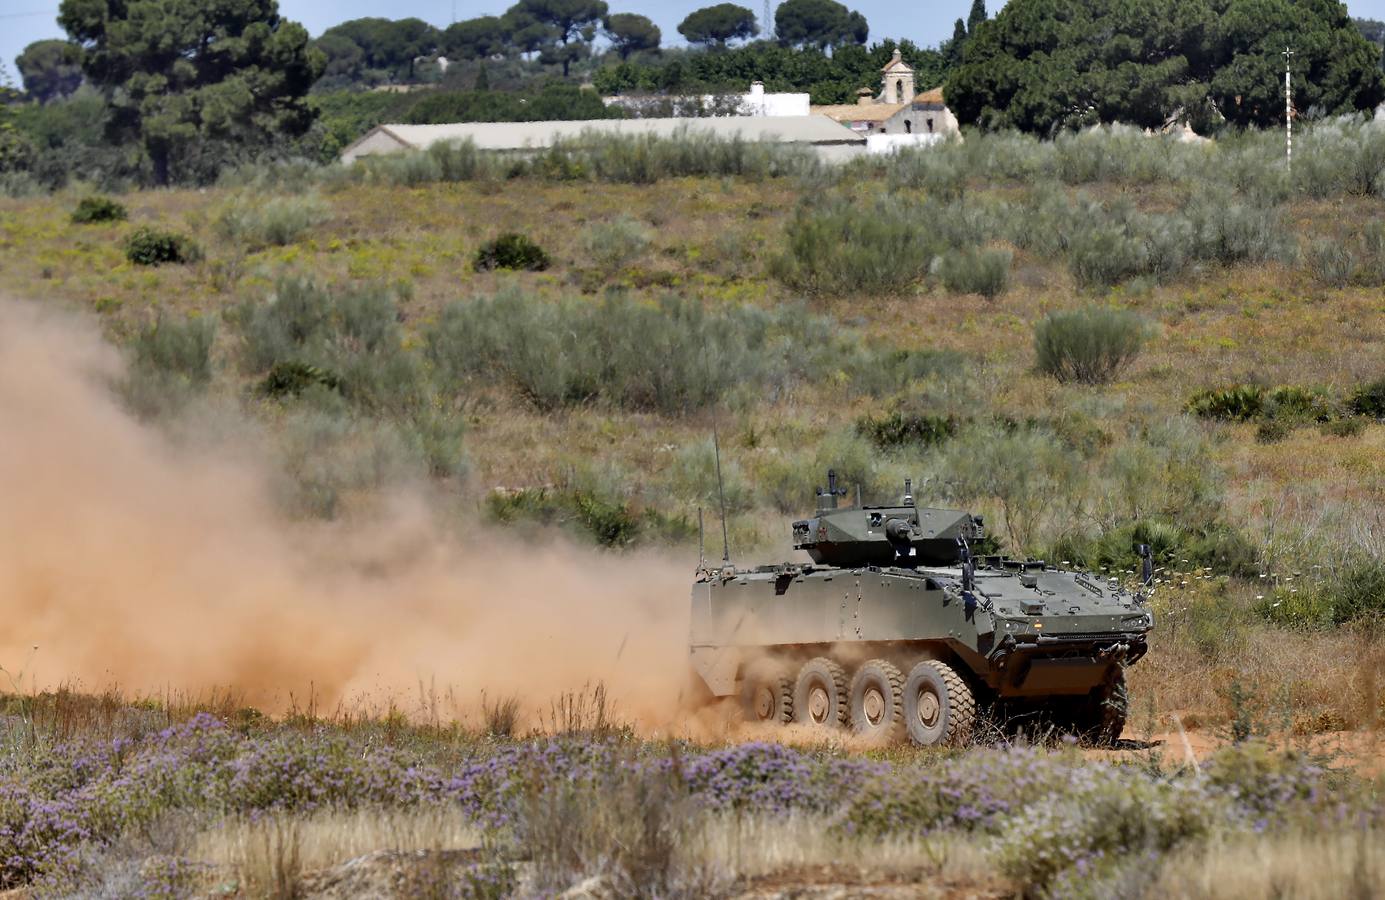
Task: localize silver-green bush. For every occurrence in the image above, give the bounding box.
[1034,306,1150,385]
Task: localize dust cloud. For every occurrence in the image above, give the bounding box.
[0,300,696,730]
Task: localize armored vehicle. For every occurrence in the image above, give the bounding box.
[689,472,1154,746]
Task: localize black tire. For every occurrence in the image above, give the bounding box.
[739,660,793,725]
[793,657,848,728]
[902,660,976,747]
[1077,668,1128,746]
[849,659,905,743]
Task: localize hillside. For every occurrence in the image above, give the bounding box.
[5,123,1385,894]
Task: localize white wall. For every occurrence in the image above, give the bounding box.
[866,133,946,155]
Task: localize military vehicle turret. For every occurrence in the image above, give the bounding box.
[689,471,1154,746]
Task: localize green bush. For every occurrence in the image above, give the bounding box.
[235,277,430,418]
[1033,306,1149,385]
[1187,384,1266,421]
[70,195,127,224]
[121,313,217,417]
[473,232,550,272]
[1258,556,1385,628]
[215,194,331,249]
[1350,378,1385,418]
[124,226,201,266]
[426,290,953,414]
[856,410,957,450]
[1306,239,1356,287]
[1322,417,1365,438]
[259,361,342,398]
[486,486,647,547]
[580,215,650,276]
[1255,418,1290,444]
[771,194,935,296]
[1048,520,1258,580]
[934,246,1012,298]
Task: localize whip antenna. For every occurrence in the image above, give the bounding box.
[712,414,731,563]
[702,336,731,564]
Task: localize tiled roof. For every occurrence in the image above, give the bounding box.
[811,102,908,123]
[913,87,946,105]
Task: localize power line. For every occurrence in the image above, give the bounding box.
[0,10,58,19]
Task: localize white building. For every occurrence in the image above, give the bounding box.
[340,115,866,164]
[812,50,961,145]
[602,81,811,118]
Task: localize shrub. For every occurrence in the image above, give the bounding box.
[259,361,342,398]
[1265,385,1332,422]
[580,215,650,275]
[934,246,1011,298]
[473,232,549,272]
[1350,378,1385,418]
[1259,556,1385,627]
[1255,419,1290,444]
[124,226,201,266]
[70,195,127,224]
[426,290,950,414]
[215,194,331,249]
[130,314,215,386]
[1187,385,1266,421]
[856,410,957,450]
[1306,239,1356,287]
[485,486,646,547]
[1033,306,1149,385]
[1322,417,1365,438]
[122,313,217,417]
[771,194,935,296]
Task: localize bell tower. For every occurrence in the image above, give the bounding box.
[880,49,915,104]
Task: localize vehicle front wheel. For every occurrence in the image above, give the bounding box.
[902,660,975,747]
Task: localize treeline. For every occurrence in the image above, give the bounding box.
[950,0,1385,132]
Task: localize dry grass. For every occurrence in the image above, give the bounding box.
[192,806,481,894]
[683,813,997,884]
[1147,830,1385,899]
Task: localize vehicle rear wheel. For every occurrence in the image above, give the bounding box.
[902,660,975,747]
[739,660,793,725]
[849,659,905,743]
[793,657,847,728]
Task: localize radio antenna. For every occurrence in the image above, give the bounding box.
[702,337,732,564]
[712,415,731,563]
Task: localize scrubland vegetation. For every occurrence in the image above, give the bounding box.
[0,688,1382,898]
[8,124,1385,894]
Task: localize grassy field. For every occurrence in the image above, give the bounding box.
[4,126,1385,895]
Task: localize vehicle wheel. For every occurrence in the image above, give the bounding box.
[1077,668,1128,746]
[793,657,847,728]
[849,659,905,743]
[738,660,793,725]
[902,660,975,747]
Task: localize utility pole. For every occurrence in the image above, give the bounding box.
[763,0,774,39]
[1284,47,1295,172]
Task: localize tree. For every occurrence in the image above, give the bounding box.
[945,18,968,68]
[58,0,323,185]
[948,0,1385,133]
[314,33,366,82]
[966,0,988,34]
[509,0,609,76]
[775,0,869,50]
[320,18,440,80]
[678,4,758,47]
[441,16,511,61]
[15,40,84,104]
[604,13,661,59]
